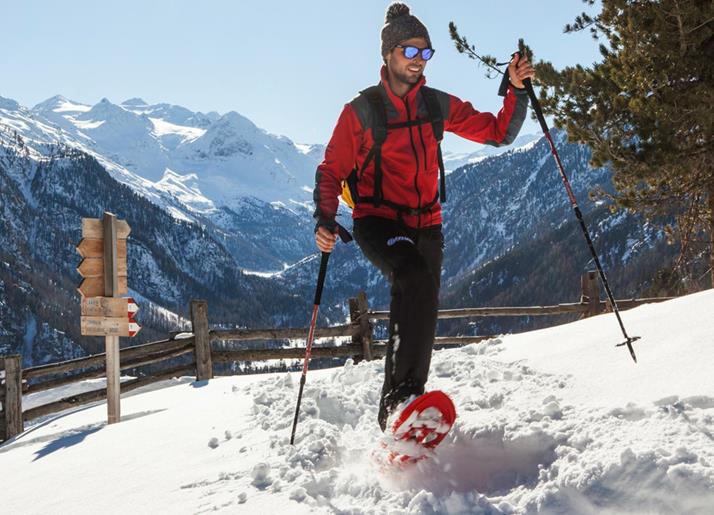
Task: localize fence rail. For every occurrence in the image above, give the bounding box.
[210,324,359,342]
[22,338,194,380]
[22,364,196,422]
[24,342,195,395]
[370,298,669,320]
[0,271,673,442]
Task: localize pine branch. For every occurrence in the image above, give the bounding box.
[564,13,597,34]
[448,21,505,79]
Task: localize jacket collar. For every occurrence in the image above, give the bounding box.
[379,65,426,107]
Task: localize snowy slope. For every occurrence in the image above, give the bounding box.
[2,290,713,514]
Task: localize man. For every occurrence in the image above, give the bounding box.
[313,2,535,432]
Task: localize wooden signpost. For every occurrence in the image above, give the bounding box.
[76,212,141,424]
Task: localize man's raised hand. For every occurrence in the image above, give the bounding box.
[508,53,535,89]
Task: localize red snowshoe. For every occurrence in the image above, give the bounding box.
[376,390,456,467]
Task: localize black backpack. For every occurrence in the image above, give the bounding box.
[340,85,447,216]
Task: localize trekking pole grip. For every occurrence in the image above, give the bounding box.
[523,78,549,134]
[313,252,330,306]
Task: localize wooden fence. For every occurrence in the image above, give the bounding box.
[0,271,671,442]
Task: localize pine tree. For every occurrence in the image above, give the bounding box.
[533,0,714,286]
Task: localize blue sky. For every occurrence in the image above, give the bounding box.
[1,1,602,153]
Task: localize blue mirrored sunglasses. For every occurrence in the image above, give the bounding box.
[395,45,435,61]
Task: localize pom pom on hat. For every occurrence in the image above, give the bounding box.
[385,2,411,23]
[381,2,431,58]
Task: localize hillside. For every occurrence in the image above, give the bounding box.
[1,290,712,514]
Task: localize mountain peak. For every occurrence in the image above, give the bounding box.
[87,98,127,116]
[214,111,260,135]
[0,96,21,111]
[43,94,68,104]
[121,98,148,107]
[32,95,91,114]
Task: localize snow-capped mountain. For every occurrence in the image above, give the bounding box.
[1,95,317,271]
[121,97,218,129]
[30,95,321,208]
[441,132,541,173]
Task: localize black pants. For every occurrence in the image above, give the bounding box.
[353,216,443,431]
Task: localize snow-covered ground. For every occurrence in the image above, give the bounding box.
[1,290,713,514]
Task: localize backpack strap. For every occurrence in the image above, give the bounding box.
[421,86,447,203]
[361,86,387,207]
[348,85,447,217]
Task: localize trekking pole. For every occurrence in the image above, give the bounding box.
[521,75,640,363]
[290,251,331,445]
[449,32,639,362]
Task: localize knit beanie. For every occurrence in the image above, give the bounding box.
[380,3,432,58]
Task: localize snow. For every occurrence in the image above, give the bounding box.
[1,290,713,514]
[511,138,539,154]
[294,143,313,154]
[242,269,284,278]
[494,290,714,408]
[154,168,217,214]
[53,100,92,113]
[72,118,105,130]
[149,117,206,141]
[165,205,194,223]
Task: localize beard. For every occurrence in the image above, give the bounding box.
[392,66,422,86]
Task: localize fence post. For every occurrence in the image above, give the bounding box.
[580,271,602,318]
[349,291,373,362]
[348,297,361,363]
[2,355,23,439]
[190,300,213,381]
[357,291,373,360]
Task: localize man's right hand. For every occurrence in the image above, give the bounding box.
[315,226,337,253]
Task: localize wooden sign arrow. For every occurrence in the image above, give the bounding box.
[77,257,128,278]
[76,238,127,259]
[81,297,140,318]
[82,218,131,239]
[78,276,128,298]
[81,316,141,337]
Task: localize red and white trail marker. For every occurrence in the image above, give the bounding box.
[127,297,139,318]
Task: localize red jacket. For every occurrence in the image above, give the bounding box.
[314,66,529,230]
